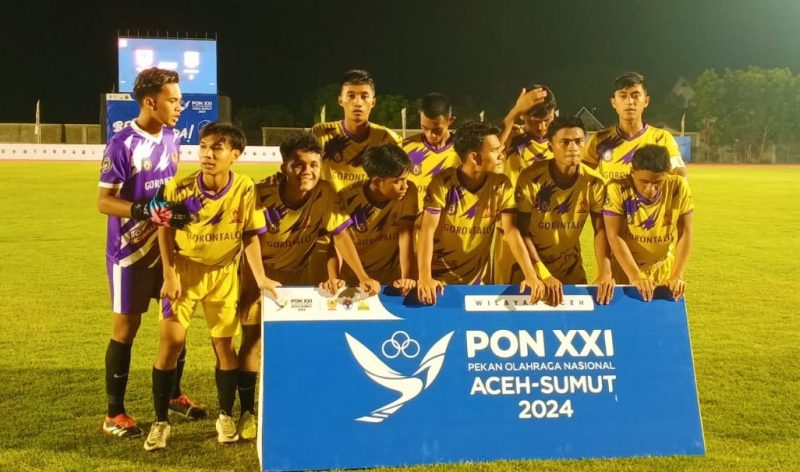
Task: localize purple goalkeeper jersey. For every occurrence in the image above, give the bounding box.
[98,121,180,267]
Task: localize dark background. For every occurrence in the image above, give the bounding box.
[4,0,799,125]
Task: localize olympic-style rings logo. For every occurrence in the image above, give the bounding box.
[381,331,420,359]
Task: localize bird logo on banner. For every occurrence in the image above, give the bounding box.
[345,331,454,423]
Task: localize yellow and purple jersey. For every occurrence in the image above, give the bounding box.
[401,133,461,210]
[515,161,606,282]
[339,180,419,282]
[311,120,401,191]
[603,174,693,269]
[584,124,685,181]
[255,173,352,274]
[165,170,265,267]
[505,125,553,185]
[424,167,515,284]
[98,121,180,268]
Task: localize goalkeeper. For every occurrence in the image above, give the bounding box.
[96,67,205,439]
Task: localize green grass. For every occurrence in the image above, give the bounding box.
[0,162,798,471]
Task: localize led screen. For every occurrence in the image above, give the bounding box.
[118,37,217,94]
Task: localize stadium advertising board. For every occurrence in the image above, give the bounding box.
[104,93,218,145]
[118,37,217,94]
[675,135,692,162]
[260,285,704,471]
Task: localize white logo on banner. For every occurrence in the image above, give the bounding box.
[345,331,454,423]
[381,331,420,359]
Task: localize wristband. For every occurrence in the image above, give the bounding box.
[535,261,552,280]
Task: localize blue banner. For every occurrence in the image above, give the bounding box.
[261,285,704,471]
[675,135,692,162]
[104,93,218,145]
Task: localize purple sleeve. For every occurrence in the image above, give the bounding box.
[98,138,130,188]
[244,226,268,238]
[330,218,354,236]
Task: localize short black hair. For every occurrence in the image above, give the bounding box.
[420,92,452,119]
[279,132,322,163]
[524,84,557,118]
[362,144,412,179]
[546,115,586,140]
[454,121,501,160]
[199,122,246,152]
[340,69,375,94]
[133,67,180,104]
[632,144,670,173]
[613,71,648,96]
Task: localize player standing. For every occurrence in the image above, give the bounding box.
[603,144,694,302]
[416,121,544,305]
[145,122,279,451]
[499,84,558,185]
[312,69,401,192]
[338,144,418,292]
[584,72,688,180]
[236,133,381,439]
[97,68,203,439]
[513,116,615,305]
[401,93,460,211]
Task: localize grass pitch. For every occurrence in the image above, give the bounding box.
[0,162,797,471]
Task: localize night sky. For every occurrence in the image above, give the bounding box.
[4,0,800,125]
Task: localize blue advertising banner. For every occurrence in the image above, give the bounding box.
[104,93,218,145]
[260,285,704,471]
[675,135,692,162]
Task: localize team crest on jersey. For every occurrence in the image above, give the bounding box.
[101,156,112,173]
[268,222,280,234]
[230,209,241,224]
[332,152,344,163]
[171,152,179,163]
[142,158,152,171]
[602,150,613,162]
[446,203,457,215]
[537,200,550,212]
[412,164,422,176]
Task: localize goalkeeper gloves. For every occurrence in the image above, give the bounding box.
[131,186,193,229]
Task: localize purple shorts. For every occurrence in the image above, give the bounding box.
[106,258,163,315]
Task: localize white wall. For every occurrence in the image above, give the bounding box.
[0,143,282,163]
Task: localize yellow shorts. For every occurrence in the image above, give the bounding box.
[161,256,240,338]
[611,255,673,285]
[495,240,588,285]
